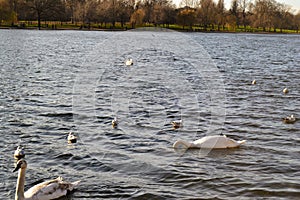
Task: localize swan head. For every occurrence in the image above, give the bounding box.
[14,146,25,160]
[13,159,27,172]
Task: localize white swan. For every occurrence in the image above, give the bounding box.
[67,132,77,144]
[283,88,289,94]
[13,159,80,200]
[171,120,182,129]
[252,79,256,85]
[125,58,133,66]
[112,117,118,128]
[173,135,246,149]
[282,114,296,124]
[14,146,25,160]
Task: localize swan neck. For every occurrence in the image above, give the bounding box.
[174,140,192,148]
[16,168,25,200]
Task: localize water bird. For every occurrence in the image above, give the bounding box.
[67,132,77,144]
[125,58,133,66]
[171,120,182,129]
[13,159,80,200]
[14,146,25,160]
[283,88,289,94]
[173,135,246,149]
[282,115,296,124]
[112,117,118,128]
[252,80,256,85]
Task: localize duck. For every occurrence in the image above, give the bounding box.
[112,117,118,128]
[282,115,296,124]
[14,146,25,160]
[125,58,133,66]
[13,159,80,200]
[252,79,256,85]
[283,88,289,94]
[67,132,77,144]
[171,120,182,129]
[173,135,246,149]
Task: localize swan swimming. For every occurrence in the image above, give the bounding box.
[282,114,296,124]
[252,79,256,85]
[171,120,182,129]
[112,117,118,128]
[67,132,77,144]
[173,135,246,149]
[13,159,80,200]
[125,58,133,66]
[14,146,25,160]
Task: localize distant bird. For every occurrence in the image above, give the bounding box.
[283,88,289,94]
[67,132,77,144]
[112,117,118,128]
[13,159,80,200]
[171,120,182,129]
[252,80,256,85]
[14,146,25,160]
[173,135,246,149]
[125,58,133,66]
[282,115,296,124]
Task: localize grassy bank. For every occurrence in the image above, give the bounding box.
[1,21,299,34]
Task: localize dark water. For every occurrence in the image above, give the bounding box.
[0,29,299,199]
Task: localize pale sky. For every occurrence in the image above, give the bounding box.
[173,0,300,12]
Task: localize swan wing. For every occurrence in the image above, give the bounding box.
[24,177,80,200]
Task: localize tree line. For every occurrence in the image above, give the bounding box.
[0,0,299,32]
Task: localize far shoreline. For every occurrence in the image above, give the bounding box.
[0,25,299,35]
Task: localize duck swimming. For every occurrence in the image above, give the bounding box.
[14,146,25,160]
[67,132,77,144]
[282,115,296,124]
[171,120,182,129]
[13,159,80,200]
[173,135,246,149]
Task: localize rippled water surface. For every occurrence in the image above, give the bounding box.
[1,29,299,199]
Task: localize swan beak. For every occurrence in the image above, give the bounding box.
[13,162,22,172]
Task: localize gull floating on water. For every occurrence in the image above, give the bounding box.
[125,58,133,66]
[173,135,246,149]
[283,88,289,94]
[67,132,77,144]
[171,120,182,129]
[282,115,296,124]
[112,117,118,128]
[13,159,80,200]
[14,146,25,160]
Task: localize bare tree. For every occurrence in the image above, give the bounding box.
[198,0,216,31]
[25,0,64,29]
[216,0,226,31]
[176,7,196,30]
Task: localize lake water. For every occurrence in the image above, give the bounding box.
[0,28,299,199]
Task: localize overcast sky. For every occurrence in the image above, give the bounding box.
[173,0,300,12]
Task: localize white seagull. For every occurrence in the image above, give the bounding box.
[282,114,296,124]
[125,58,133,66]
[67,132,77,144]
